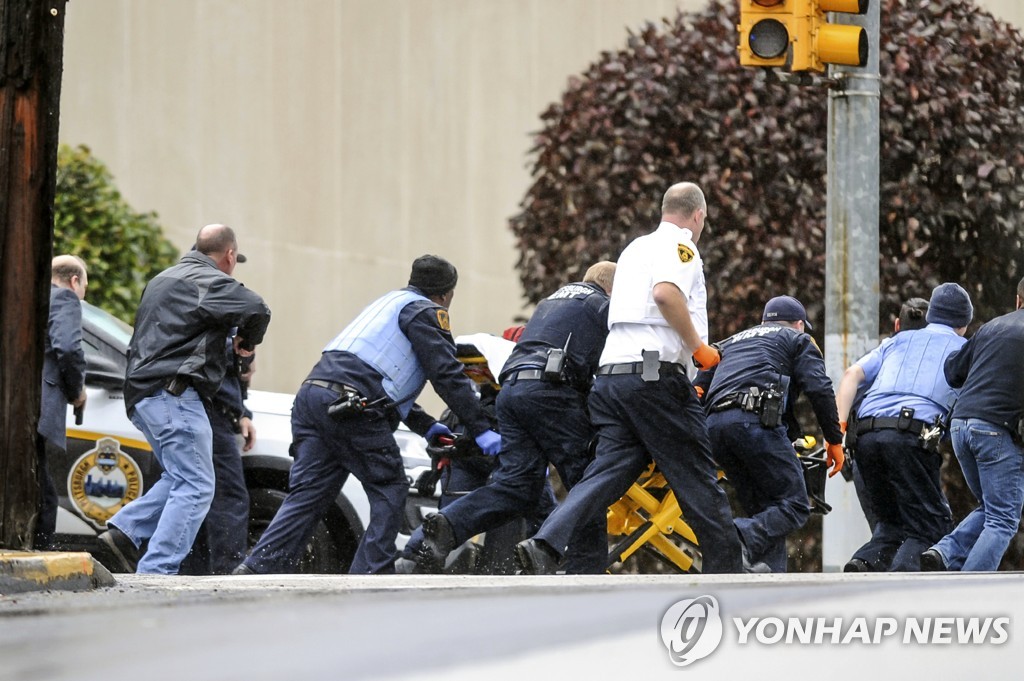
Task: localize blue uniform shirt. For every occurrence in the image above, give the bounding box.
[499,281,610,391]
[698,323,842,445]
[857,323,966,422]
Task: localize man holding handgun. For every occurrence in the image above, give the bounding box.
[698,295,844,573]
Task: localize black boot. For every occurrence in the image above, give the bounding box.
[414,513,456,574]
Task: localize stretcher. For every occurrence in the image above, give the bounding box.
[605,436,831,573]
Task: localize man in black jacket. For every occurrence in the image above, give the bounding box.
[924,277,1024,572]
[36,255,89,548]
[99,224,271,575]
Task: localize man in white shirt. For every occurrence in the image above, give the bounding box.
[516,182,743,574]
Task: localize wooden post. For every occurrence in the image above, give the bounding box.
[0,0,68,548]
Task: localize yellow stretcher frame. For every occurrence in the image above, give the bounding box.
[605,464,702,573]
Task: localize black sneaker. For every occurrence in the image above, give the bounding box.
[919,549,947,572]
[515,538,560,575]
[97,526,140,573]
[231,562,257,575]
[844,558,871,573]
[414,513,456,574]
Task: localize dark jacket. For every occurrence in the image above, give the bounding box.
[38,285,86,448]
[945,307,1024,430]
[499,281,611,392]
[697,323,843,445]
[124,252,271,412]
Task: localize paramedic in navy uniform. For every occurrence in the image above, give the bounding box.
[413,261,616,575]
[516,182,743,574]
[236,255,501,575]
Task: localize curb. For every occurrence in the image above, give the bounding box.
[0,550,115,595]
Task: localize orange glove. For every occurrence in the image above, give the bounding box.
[826,442,845,478]
[694,385,705,399]
[692,343,721,370]
[839,420,847,434]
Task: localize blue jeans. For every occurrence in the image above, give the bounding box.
[932,418,1024,571]
[110,388,215,574]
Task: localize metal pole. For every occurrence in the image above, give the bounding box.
[822,1,880,571]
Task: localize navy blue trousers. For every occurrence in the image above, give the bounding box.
[708,409,809,573]
[180,407,250,575]
[851,428,952,571]
[440,379,606,574]
[534,370,742,574]
[244,383,407,574]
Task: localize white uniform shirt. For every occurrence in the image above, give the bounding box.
[599,221,708,366]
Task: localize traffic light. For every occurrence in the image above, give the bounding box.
[738,0,793,68]
[792,0,869,72]
[737,0,869,73]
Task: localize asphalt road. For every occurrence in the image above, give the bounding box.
[1,572,1020,681]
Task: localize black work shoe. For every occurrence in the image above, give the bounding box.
[414,513,456,574]
[844,558,871,573]
[97,526,140,573]
[231,562,257,575]
[919,548,947,572]
[515,538,560,575]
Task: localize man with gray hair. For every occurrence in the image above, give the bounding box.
[98,224,271,575]
[36,255,89,548]
[517,182,743,574]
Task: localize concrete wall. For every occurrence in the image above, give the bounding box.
[59,0,1023,400]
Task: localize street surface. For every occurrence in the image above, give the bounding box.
[1,572,1020,680]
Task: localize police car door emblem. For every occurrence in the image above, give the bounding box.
[67,437,142,528]
[677,244,695,263]
[436,309,451,331]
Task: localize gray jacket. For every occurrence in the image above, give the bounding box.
[39,285,85,448]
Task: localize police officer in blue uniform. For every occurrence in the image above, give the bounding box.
[697,296,844,573]
[413,261,616,575]
[516,182,743,574]
[236,255,501,574]
[838,283,971,572]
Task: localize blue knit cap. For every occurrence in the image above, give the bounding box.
[926,283,973,328]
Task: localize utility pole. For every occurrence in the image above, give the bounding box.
[822,1,880,570]
[0,0,68,548]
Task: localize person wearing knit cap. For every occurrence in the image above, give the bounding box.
[236,255,501,575]
[925,276,1024,572]
[836,282,971,572]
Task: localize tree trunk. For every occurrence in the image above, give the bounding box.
[0,0,67,548]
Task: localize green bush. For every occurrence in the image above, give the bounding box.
[54,144,179,323]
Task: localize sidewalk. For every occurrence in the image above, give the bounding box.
[0,550,115,595]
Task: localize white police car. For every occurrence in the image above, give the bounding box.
[53,301,438,572]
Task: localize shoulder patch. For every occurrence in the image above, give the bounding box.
[436,309,451,332]
[677,244,695,264]
[808,336,823,356]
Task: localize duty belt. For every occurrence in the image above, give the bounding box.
[709,392,761,414]
[304,379,350,394]
[595,361,685,376]
[505,368,545,382]
[856,416,930,436]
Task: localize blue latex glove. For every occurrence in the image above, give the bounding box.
[425,422,453,444]
[474,429,502,456]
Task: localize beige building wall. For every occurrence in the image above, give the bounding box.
[59,0,1023,403]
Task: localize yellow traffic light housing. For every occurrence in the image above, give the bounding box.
[737,0,869,73]
[738,0,793,68]
[792,0,869,72]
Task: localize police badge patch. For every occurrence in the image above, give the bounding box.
[68,437,143,528]
[677,244,695,264]
[436,309,451,332]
